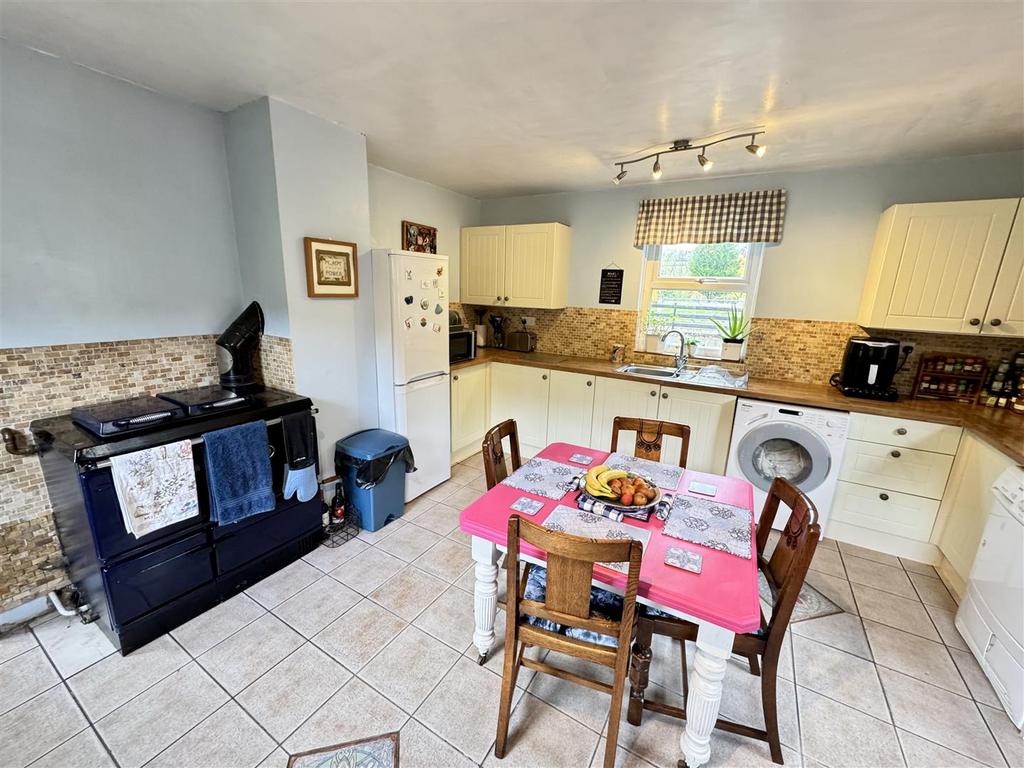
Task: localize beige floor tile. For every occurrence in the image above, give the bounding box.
[425,479,462,503]
[797,687,904,768]
[464,607,540,689]
[330,547,406,594]
[0,627,37,665]
[643,633,688,694]
[302,537,368,573]
[451,464,484,485]
[31,615,115,678]
[28,727,114,768]
[863,620,968,695]
[376,523,443,562]
[909,571,958,611]
[818,537,838,551]
[408,503,463,536]
[803,570,858,615]
[245,559,322,609]
[483,693,601,767]
[924,602,970,651]
[412,585,477,652]
[68,634,190,720]
[413,538,473,582]
[399,718,478,768]
[808,547,847,578]
[838,541,902,568]
[236,642,350,741]
[589,739,658,768]
[851,583,940,641]
[355,517,408,544]
[897,728,990,768]
[271,575,360,638]
[949,648,1003,708]
[283,678,408,755]
[979,703,1024,768]
[464,474,489,493]
[459,451,483,468]
[145,701,276,768]
[0,647,60,715]
[171,593,266,656]
[609,684,687,767]
[842,555,918,599]
[403,496,438,522]
[878,667,1005,766]
[415,656,523,764]
[369,567,448,621]
[361,626,461,712]
[198,613,303,694]
[793,635,890,721]
[899,557,939,578]
[446,486,485,510]
[527,652,614,732]
[256,748,289,768]
[791,611,872,660]
[95,662,227,768]
[0,685,88,768]
[718,658,801,750]
[312,598,408,671]
[447,527,473,546]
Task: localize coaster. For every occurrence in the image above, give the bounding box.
[665,547,703,573]
[569,453,594,465]
[511,497,544,515]
[687,481,718,496]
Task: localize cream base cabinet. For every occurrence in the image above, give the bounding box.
[546,371,596,447]
[589,377,661,452]
[490,363,550,455]
[450,364,490,463]
[460,223,570,309]
[656,389,737,474]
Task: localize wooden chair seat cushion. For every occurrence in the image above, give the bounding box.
[523,567,623,648]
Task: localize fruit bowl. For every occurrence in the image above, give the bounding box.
[583,466,662,510]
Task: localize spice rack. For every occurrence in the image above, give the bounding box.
[912,355,989,404]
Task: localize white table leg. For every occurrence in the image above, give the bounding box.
[682,623,735,768]
[471,535,500,663]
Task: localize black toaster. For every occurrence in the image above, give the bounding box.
[505,329,536,352]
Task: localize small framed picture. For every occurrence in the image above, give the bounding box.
[402,220,437,253]
[304,237,358,298]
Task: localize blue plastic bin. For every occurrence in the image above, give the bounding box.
[335,429,413,532]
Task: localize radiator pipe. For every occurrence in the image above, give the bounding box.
[48,591,87,618]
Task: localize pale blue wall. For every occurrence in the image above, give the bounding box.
[0,41,242,347]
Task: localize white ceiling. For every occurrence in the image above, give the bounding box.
[1,1,1022,198]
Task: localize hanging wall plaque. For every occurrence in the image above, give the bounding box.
[599,268,624,304]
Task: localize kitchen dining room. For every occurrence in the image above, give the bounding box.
[1,2,1023,768]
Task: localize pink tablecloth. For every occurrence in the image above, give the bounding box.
[459,442,761,634]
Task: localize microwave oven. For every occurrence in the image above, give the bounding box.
[449,328,476,363]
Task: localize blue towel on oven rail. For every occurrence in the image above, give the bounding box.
[203,421,276,525]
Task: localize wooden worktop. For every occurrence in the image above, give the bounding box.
[453,348,1024,464]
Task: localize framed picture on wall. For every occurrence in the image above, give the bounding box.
[401,220,437,253]
[304,237,358,298]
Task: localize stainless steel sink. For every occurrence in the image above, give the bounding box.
[616,363,750,389]
[616,364,680,378]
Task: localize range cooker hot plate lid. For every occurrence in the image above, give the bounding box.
[156,385,252,410]
[71,395,184,436]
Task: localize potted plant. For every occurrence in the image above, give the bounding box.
[711,307,750,361]
[685,339,699,358]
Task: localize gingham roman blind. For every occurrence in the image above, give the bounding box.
[632,188,787,247]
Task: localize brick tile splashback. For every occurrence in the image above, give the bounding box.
[0,334,294,610]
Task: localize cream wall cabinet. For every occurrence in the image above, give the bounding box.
[546,371,596,447]
[589,377,662,451]
[460,223,570,309]
[655,387,736,474]
[451,364,490,463]
[489,362,551,455]
[857,198,1023,335]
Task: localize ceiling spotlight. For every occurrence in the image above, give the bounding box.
[746,136,766,157]
[613,166,627,185]
[652,155,662,180]
[697,149,713,172]
[611,128,763,182]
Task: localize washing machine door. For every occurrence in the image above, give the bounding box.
[735,421,832,494]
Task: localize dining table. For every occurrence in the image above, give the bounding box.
[458,441,760,768]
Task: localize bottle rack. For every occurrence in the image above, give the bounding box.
[912,355,989,404]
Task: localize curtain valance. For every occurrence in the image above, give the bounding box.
[633,188,787,247]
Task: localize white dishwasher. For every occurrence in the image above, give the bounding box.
[956,465,1024,728]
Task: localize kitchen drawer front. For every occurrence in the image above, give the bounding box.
[214,498,322,575]
[103,532,214,627]
[831,480,940,541]
[847,413,962,454]
[840,439,954,498]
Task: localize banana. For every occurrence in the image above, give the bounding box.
[597,469,629,483]
[585,466,612,494]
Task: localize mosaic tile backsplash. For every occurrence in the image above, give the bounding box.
[0,334,294,610]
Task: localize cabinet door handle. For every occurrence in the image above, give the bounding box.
[879,493,889,501]
[650,390,657,397]
[895,427,907,436]
[453,375,459,381]
[890,450,901,458]
[990,318,1002,327]
[495,296,501,302]
[969,318,981,326]
[586,381,592,387]
[504,296,509,302]
[542,374,548,380]
[662,392,668,399]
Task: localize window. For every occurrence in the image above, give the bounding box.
[637,242,763,357]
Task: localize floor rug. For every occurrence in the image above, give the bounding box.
[288,732,399,768]
[758,572,843,623]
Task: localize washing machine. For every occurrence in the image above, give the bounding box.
[726,398,849,532]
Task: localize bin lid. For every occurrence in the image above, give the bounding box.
[335,428,410,461]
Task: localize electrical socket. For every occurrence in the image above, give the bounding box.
[522,316,537,327]
[901,342,916,356]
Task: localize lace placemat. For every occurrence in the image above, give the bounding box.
[662,494,753,559]
[501,457,581,500]
[606,452,684,490]
[542,505,651,574]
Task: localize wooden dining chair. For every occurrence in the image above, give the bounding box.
[609,417,691,468]
[626,477,820,765]
[495,516,643,768]
[481,419,523,490]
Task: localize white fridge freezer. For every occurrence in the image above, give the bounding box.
[372,249,452,501]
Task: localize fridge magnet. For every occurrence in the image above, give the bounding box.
[419,317,427,327]
[304,237,358,298]
[420,298,429,310]
[405,269,413,280]
[404,295,414,305]
[421,280,431,289]
[437,266,444,276]
[434,304,443,314]
[404,318,412,329]
[432,323,442,333]
[402,220,437,253]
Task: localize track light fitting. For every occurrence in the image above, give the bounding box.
[611,129,766,183]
